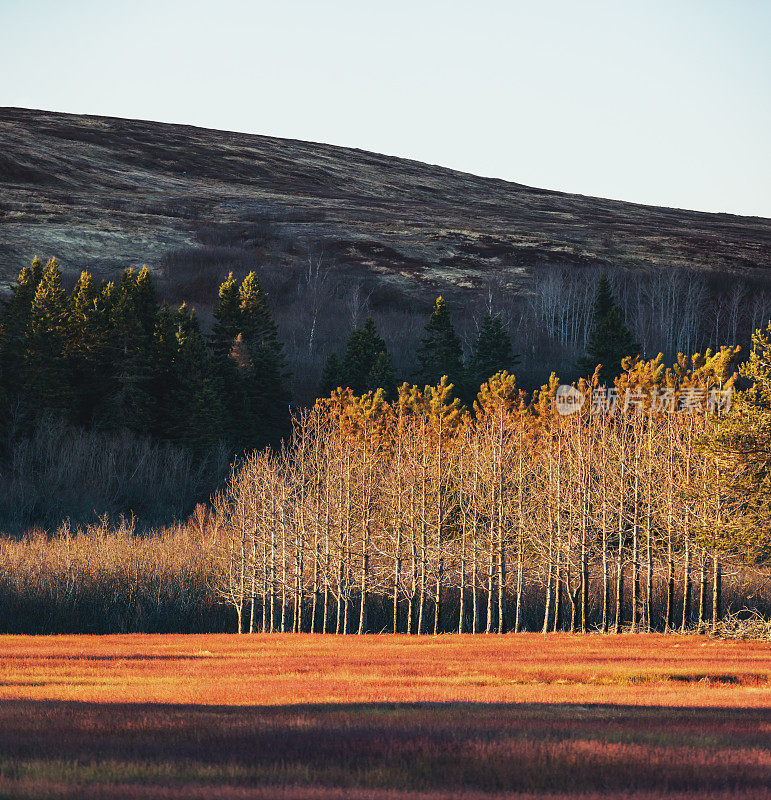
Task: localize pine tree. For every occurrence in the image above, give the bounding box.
[416,297,464,391]
[339,317,392,395]
[704,327,771,565]
[469,314,518,393]
[367,350,397,400]
[23,258,74,417]
[211,272,242,358]
[235,271,289,448]
[66,271,111,425]
[319,351,343,397]
[579,276,638,383]
[102,269,156,433]
[0,258,45,394]
[172,303,225,453]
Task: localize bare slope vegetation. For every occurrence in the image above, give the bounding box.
[1,106,769,297]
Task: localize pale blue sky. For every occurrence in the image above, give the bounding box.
[1,0,769,216]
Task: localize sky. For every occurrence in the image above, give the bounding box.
[1,0,769,217]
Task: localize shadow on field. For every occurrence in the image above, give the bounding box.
[0,701,768,798]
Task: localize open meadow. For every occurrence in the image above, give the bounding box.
[0,634,768,798]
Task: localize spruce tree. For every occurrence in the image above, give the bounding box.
[340,317,390,395]
[416,297,464,390]
[367,350,397,400]
[469,314,518,392]
[135,266,158,340]
[148,302,180,440]
[66,271,111,425]
[23,258,74,417]
[236,271,289,448]
[319,351,343,397]
[0,257,45,408]
[211,272,242,358]
[239,271,281,353]
[102,269,156,433]
[579,276,638,383]
[172,304,225,453]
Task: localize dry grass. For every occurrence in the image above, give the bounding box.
[0,519,225,634]
[0,635,769,798]
[0,633,767,707]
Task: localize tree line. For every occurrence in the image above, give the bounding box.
[0,258,523,460]
[213,329,770,634]
[0,257,288,456]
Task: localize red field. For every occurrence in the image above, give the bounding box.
[0,634,768,798]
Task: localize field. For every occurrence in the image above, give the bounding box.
[0,634,769,799]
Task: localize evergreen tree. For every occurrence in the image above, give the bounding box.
[66,271,111,425]
[416,297,464,390]
[0,257,45,435]
[340,317,390,395]
[148,302,181,439]
[172,304,225,453]
[135,266,158,340]
[469,314,518,392]
[367,350,397,400]
[211,272,242,358]
[235,271,289,448]
[579,276,638,383]
[23,258,74,417]
[102,269,156,433]
[704,328,771,565]
[239,271,281,354]
[319,351,343,397]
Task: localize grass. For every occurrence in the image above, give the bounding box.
[0,633,767,706]
[0,634,769,798]
[0,701,768,798]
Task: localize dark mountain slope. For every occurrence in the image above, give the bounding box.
[1,107,768,294]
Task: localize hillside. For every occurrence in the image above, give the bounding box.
[1,107,769,295]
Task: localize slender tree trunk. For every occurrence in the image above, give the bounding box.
[697,553,707,634]
[681,535,691,633]
[601,476,609,633]
[580,495,588,634]
[645,425,653,632]
[614,535,624,634]
[514,435,525,633]
[614,444,625,634]
[486,525,495,634]
[665,514,675,633]
[249,536,256,634]
[542,524,553,635]
[472,523,479,634]
[553,549,562,634]
[681,422,693,633]
[434,562,442,636]
[711,556,721,634]
[631,462,640,634]
[311,526,319,634]
[458,516,466,634]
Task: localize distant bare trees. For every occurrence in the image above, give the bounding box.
[278,262,771,401]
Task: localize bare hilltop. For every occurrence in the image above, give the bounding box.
[1,107,768,295]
